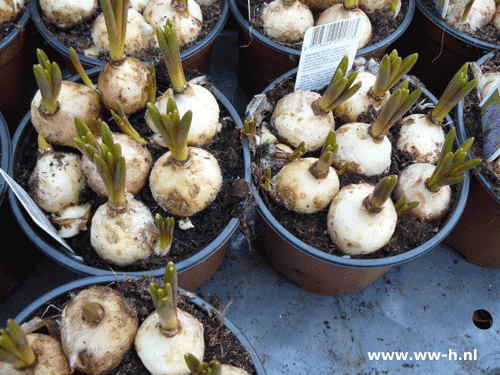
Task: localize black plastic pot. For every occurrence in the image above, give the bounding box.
[29,0,229,73]
[443,51,500,268]
[229,0,415,96]
[249,68,470,295]
[8,67,251,289]
[12,275,266,375]
[0,4,37,127]
[407,0,499,97]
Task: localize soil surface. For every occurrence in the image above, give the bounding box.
[421,0,500,46]
[235,0,409,50]
[15,66,249,272]
[462,51,500,196]
[249,70,461,260]
[0,5,26,41]
[33,0,224,64]
[23,275,258,374]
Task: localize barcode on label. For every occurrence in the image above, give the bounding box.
[310,18,361,47]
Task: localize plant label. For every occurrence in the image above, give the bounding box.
[0,168,80,256]
[435,0,449,18]
[295,16,364,92]
[480,86,500,162]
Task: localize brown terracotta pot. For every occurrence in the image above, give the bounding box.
[8,67,251,290]
[229,0,415,96]
[249,68,471,295]
[443,52,500,267]
[29,0,229,74]
[0,5,37,128]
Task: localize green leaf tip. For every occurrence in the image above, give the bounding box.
[0,319,36,369]
[156,20,187,90]
[365,175,398,212]
[150,261,179,333]
[184,353,222,375]
[33,49,62,113]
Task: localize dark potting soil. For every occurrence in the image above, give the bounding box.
[421,0,500,46]
[24,275,258,374]
[236,0,408,51]
[250,73,460,260]
[462,51,500,196]
[35,0,224,64]
[0,6,26,41]
[15,65,249,272]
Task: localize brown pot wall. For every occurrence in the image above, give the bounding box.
[255,211,392,295]
[443,175,500,268]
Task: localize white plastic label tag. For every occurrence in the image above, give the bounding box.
[480,87,500,162]
[0,168,75,253]
[295,16,364,92]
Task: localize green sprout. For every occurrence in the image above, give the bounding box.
[155,214,175,255]
[370,79,423,138]
[316,55,362,113]
[0,319,36,369]
[371,50,418,98]
[111,102,148,145]
[74,118,127,205]
[147,63,157,104]
[69,47,95,89]
[156,19,188,91]
[286,141,307,162]
[147,97,192,163]
[344,0,360,10]
[364,175,398,213]
[150,261,179,334]
[243,116,257,137]
[430,63,477,124]
[394,194,419,217]
[260,168,272,191]
[98,0,130,60]
[37,132,51,153]
[310,130,338,179]
[425,127,481,192]
[184,353,222,375]
[81,302,105,324]
[33,49,62,113]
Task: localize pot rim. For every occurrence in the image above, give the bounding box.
[0,4,30,53]
[0,111,12,207]
[456,50,500,204]
[28,0,229,67]
[228,0,415,58]
[8,66,250,277]
[250,67,470,269]
[13,274,267,375]
[415,0,500,52]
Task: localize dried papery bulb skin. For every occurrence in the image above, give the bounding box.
[316,3,372,49]
[333,122,392,176]
[271,90,335,152]
[261,0,314,43]
[39,0,97,29]
[31,81,102,148]
[327,183,397,255]
[270,157,340,213]
[135,308,205,375]
[144,0,202,48]
[394,163,452,223]
[446,0,496,31]
[92,8,154,55]
[150,85,220,146]
[81,132,152,197]
[480,71,500,100]
[0,0,25,22]
[333,71,390,124]
[91,197,159,265]
[359,0,401,17]
[150,147,223,217]
[60,286,138,375]
[396,113,445,165]
[29,149,86,215]
[98,56,150,115]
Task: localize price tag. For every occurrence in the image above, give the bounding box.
[480,87,500,162]
[295,16,364,92]
[0,168,77,255]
